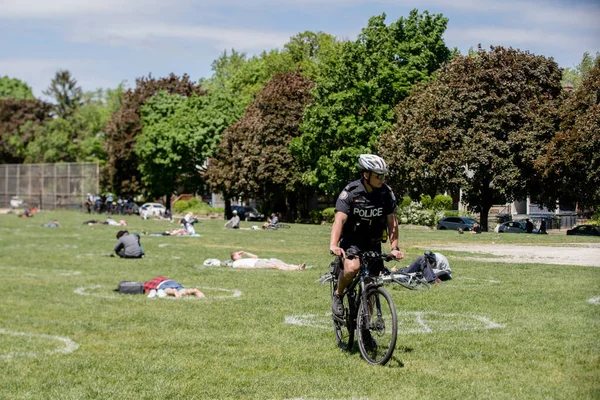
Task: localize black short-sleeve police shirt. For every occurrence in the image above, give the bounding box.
[335,179,397,249]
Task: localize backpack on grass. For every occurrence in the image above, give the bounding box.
[114,281,144,294]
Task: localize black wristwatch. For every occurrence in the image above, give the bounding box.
[391,247,400,251]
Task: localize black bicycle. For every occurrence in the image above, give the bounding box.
[329,250,398,365]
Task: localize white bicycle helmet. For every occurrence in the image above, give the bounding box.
[358,154,388,174]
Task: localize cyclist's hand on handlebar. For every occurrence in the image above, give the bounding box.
[391,249,404,260]
[330,246,346,259]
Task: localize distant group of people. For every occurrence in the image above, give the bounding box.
[526,218,548,234]
[86,193,138,215]
[224,210,282,230]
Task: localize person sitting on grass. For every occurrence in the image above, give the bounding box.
[114,230,144,258]
[262,213,279,229]
[143,276,205,298]
[230,250,306,271]
[224,209,241,229]
[391,250,452,284]
[18,207,36,218]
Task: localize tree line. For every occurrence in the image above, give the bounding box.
[0,9,598,227]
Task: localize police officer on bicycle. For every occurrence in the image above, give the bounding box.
[329,154,404,317]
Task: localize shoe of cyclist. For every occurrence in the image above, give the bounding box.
[362,329,378,350]
[331,293,344,317]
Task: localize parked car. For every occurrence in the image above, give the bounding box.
[566,225,600,236]
[437,216,478,231]
[494,221,538,234]
[231,206,265,221]
[140,202,166,217]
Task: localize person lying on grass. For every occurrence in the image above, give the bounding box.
[143,276,205,298]
[42,220,60,228]
[230,250,306,271]
[391,250,452,284]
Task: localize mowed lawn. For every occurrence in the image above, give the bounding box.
[1,210,599,400]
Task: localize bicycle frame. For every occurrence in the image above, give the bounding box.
[348,256,379,327]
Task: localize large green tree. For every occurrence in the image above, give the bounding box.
[283,31,341,81]
[537,58,600,210]
[378,46,563,230]
[0,98,52,163]
[21,85,124,164]
[22,118,78,163]
[291,10,452,194]
[136,90,235,209]
[43,69,83,119]
[0,76,35,100]
[206,71,315,218]
[104,74,204,196]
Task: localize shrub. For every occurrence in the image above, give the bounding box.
[188,198,201,209]
[173,200,189,214]
[321,207,336,223]
[398,200,445,226]
[432,194,453,210]
[309,210,323,224]
[187,202,223,215]
[401,196,412,207]
[420,195,433,209]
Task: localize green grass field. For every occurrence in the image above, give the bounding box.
[1,210,599,399]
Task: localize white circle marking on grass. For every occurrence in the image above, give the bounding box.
[588,296,600,304]
[74,285,242,300]
[285,311,505,334]
[0,266,81,277]
[0,329,79,359]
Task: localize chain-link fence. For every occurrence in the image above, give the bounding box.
[0,163,99,210]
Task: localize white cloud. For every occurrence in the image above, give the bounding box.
[68,22,292,52]
[0,58,123,98]
[0,0,137,18]
[446,25,598,51]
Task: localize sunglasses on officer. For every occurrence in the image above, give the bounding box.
[372,172,386,180]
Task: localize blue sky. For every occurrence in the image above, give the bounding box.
[1,0,599,99]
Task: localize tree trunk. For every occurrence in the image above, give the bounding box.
[224,198,232,220]
[479,185,494,232]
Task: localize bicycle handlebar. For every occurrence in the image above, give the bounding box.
[330,249,396,262]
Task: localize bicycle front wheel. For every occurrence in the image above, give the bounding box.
[357,286,398,365]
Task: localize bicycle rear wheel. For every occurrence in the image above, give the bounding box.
[357,286,398,365]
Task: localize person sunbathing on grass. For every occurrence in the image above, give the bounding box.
[230,250,306,271]
[143,276,205,298]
